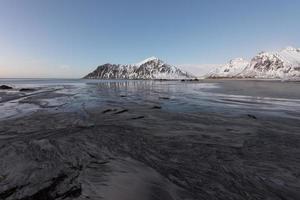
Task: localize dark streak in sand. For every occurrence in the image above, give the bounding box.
[102,109,113,113]
[131,116,145,120]
[159,97,170,100]
[247,114,257,119]
[114,109,129,114]
[152,105,162,109]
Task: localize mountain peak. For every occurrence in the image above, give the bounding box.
[136,56,160,66]
[282,46,298,52]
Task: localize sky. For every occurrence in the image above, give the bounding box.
[0,0,300,78]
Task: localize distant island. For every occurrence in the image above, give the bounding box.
[84,57,195,80]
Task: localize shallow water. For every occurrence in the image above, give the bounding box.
[1,79,300,119]
[0,79,300,200]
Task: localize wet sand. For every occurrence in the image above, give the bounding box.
[0,79,300,200]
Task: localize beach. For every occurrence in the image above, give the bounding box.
[0,79,300,200]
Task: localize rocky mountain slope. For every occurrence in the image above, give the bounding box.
[207,58,249,78]
[207,47,300,79]
[84,57,195,80]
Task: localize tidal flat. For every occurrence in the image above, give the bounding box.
[0,79,300,200]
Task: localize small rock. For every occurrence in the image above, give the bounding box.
[0,85,13,90]
[247,114,257,119]
[152,106,162,109]
[185,78,199,82]
[0,175,6,181]
[159,97,170,100]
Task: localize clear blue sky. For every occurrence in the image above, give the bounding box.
[0,0,299,78]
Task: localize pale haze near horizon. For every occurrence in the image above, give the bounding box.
[0,0,299,78]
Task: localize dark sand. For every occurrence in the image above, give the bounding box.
[0,79,300,200]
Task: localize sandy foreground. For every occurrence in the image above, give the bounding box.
[0,79,300,200]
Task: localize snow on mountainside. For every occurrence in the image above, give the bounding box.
[207,47,300,79]
[207,58,249,78]
[84,57,195,80]
[241,47,300,79]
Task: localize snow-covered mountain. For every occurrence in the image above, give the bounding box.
[207,47,300,79]
[207,58,249,78]
[241,47,300,79]
[84,57,195,80]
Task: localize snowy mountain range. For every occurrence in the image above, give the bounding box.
[85,47,300,80]
[207,47,300,79]
[84,57,195,80]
